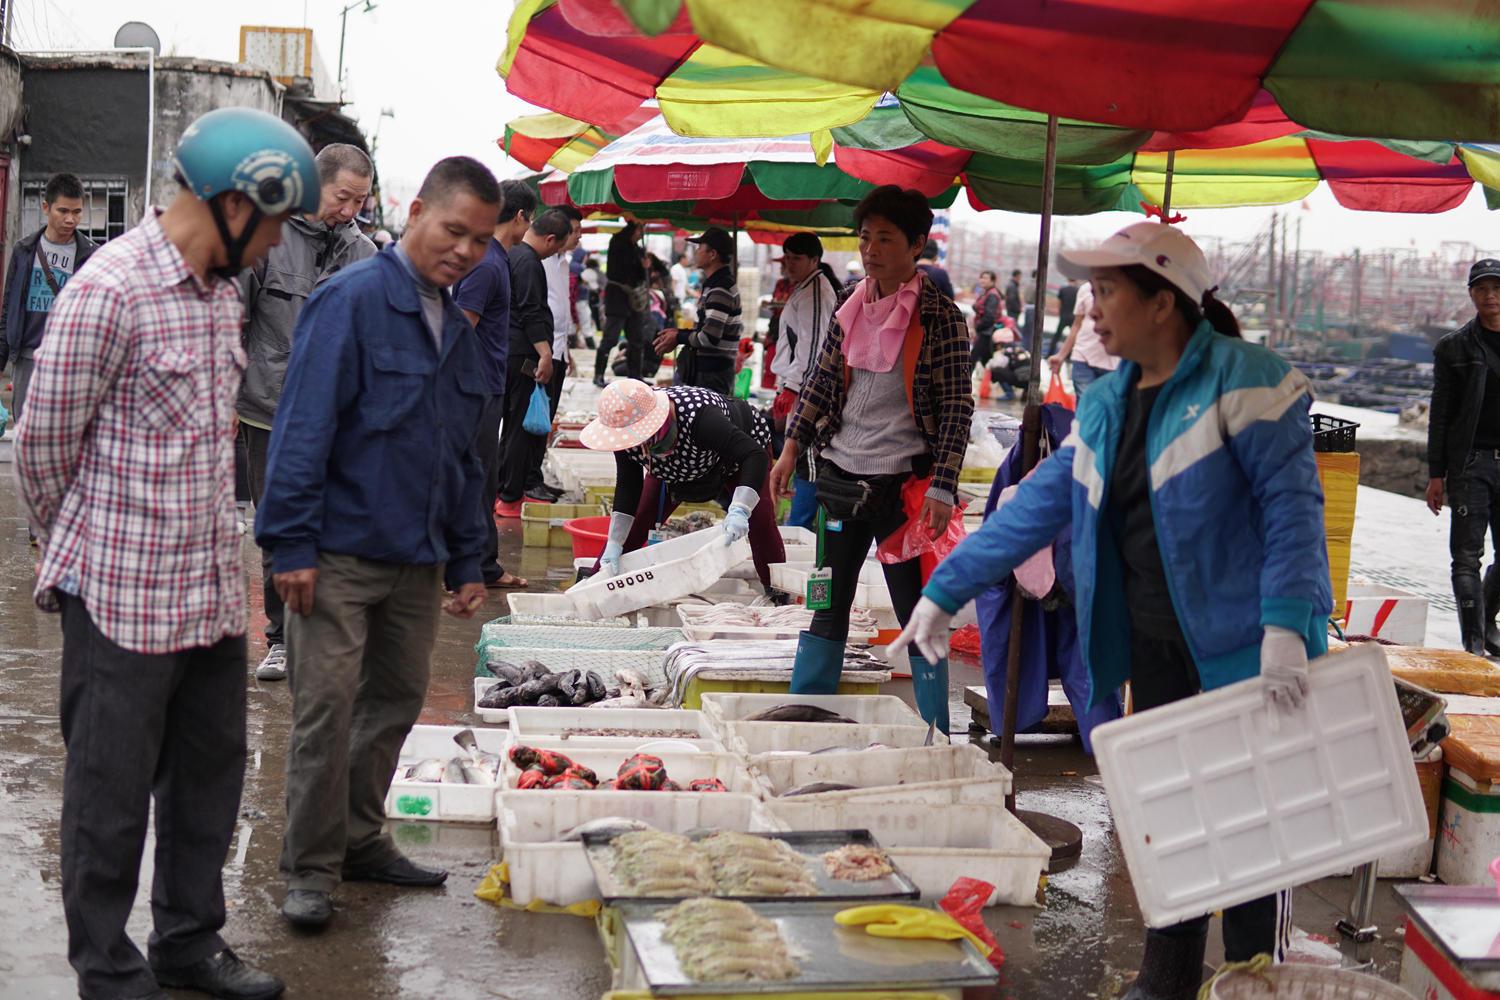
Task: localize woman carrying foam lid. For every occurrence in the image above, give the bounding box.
[887,221,1333,998]
[580,379,786,591]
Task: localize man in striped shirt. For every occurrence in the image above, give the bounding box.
[15,107,306,1000]
[656,226,741,395]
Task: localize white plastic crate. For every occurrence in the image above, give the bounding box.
[478,620,682,651]
[766,799,1048,906]
[383,725,511,823]
[565,528,753,619]
[498,742,756,793]
[497,790,783,906]
[674,603,877,643]
[1436,766,1500,887]
[769,561,894,610]
[747,743,1010,805]
[1342,583,1428,646]
[506,706,724,751]
[699,692,925,729]
[1093,643,1428,928]
[721,720,948,757]
[505,591,589,618]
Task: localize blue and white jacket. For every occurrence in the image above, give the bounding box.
[926,320,1331,706]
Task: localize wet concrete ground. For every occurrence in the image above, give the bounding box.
[0,477,1419,1000]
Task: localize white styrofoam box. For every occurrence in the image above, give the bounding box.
[506,706,724,751]
[765,799,1047,906]
[1342,583,1428,646]
[1336,746,1442,880]
[497,790,783,905]
[566,528,753,619]
[506,591,584,618]
[1092,644,1428,928]
[769,561,894,610]
[1436,767,1500,888]
[674,604,877,643]
[699,692,925,729]
[721,720,949,757]
[747,743,1011,805]
[498,742,756,793]
[384,725,511,823]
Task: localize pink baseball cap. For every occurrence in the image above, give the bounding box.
[580,379,672,451]
[1058,222,1214,304]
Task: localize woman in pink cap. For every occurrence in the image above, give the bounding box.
[581,380,786,588]
[890,221,1332,996]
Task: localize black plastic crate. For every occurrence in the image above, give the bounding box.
[1311,413,1359,453]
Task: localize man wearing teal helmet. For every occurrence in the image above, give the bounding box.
[14,105,310,1000]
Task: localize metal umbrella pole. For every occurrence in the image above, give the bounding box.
[999,113,1083,867]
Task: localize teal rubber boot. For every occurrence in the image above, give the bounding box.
[908,653,950,735]
[789,631,844,695]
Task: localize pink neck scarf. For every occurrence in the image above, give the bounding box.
[838,273,920,373]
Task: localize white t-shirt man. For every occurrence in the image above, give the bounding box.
[1069,282,1119,371]
[670,260,688,302]
[543,252,573,365]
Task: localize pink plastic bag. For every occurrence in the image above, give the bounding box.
[876,476,968,565]
[939,878,1005,969]
[995,483,1056,600]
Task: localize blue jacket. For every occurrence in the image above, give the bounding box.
[927,321,1331,705]
[256,250,489,589]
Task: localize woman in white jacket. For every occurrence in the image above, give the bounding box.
[769,232,840,528]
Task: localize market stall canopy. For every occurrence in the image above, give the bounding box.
[502,0,1500,143]
[518,113,958,236]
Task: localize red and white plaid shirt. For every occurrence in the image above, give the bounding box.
[15,211,248,654]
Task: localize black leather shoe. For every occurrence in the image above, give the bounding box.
[343,855,448,887]
[281,889,332,928]
[153,948,284,1000]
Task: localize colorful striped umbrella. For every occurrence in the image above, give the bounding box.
[504,0,1500,142]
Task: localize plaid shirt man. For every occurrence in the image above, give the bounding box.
[786,270,975,501]
[15,211,247,654]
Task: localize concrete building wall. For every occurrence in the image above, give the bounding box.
[151,62,280,210]
[0,46,25,302]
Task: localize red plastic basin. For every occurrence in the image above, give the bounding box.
[561,515,611,560]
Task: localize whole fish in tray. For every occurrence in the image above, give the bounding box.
[743,704,858,724]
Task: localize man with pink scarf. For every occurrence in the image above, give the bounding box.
[770,185,974,732]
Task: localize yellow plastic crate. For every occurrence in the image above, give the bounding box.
[520,501,607,548]
[583,483,616,506]
[680,676,882,710]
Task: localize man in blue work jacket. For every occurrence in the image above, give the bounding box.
[255,156,497,930]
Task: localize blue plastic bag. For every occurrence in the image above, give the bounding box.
[0,398,9,436]
[522,384,552,436]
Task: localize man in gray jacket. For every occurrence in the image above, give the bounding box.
[239,143,375,681]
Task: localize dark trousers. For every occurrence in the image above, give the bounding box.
[241,424,284,644]
[499,365,548,504]
[281,553,442,892]
[1131,631,1290,962]
[689,359,736,397]
[476,394,508,582]
[599,466,787,588]
[1448,449,1500,603]
[595,310,645,380]
[59,595,247,1000]
[808,471,925,643]
[970,329,995,369]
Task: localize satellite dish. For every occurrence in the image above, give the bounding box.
[113,21,162,56]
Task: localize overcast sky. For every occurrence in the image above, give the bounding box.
[11,0,1497,258]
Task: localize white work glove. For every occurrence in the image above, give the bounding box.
[601,510,634,578]
[721,485,758,546]
[1261,625,1310,731]
[885,597,954,665]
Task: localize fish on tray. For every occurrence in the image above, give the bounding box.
[559,817,653,842]
[402,754,496,785]
[743,704,859,724]
[779,781,858,797]
[661,898,799,983]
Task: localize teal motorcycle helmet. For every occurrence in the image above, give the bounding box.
[173,106,320,275]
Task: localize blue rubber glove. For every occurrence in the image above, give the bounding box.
[722,485,758,546]
[601,511,634,578]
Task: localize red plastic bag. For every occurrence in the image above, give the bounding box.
[1043,377,1076,411]
[939,878,1005,969]
[876,476,968,566]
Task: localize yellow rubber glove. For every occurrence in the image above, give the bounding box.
[834,904,993,957]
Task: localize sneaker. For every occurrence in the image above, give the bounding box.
[255,643,287,681]
[494,498,524,519]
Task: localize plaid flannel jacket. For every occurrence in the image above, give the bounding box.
[786,271,975,500]
[15,212,247,653]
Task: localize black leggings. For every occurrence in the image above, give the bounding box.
[1131,631,1291,962]
[809,478,924,644]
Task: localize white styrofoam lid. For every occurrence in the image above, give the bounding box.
[1093,643,1428,928]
